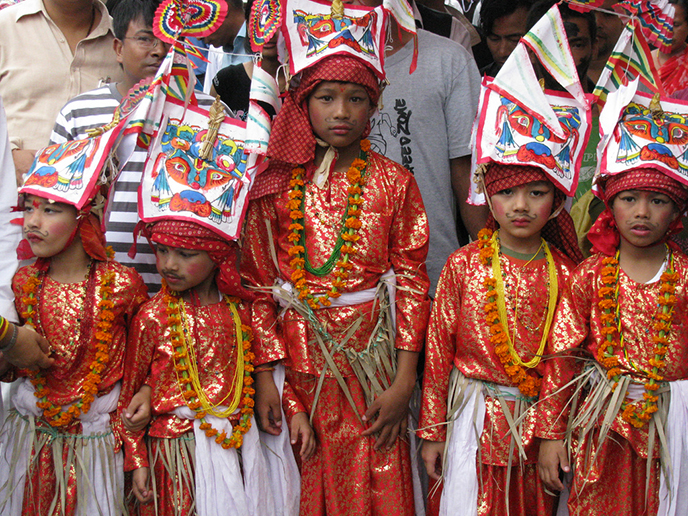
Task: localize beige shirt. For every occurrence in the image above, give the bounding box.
[0,0,123,151]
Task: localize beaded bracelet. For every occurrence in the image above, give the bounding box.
[0,323,18,355]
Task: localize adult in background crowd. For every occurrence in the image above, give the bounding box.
[357,5,484,295]
[587,0,624,84]
[654,0,688,95]
[0,0,122,184]
[479,0,534,76]
[201,0,251,93]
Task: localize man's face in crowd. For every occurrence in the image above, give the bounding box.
[595,0,624,61]
[486,7,530,68]
[202,3,245,47]
[114,16,169,87]
[565,16,595,80]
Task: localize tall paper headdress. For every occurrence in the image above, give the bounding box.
[138,98,256,241]
[281,0,388,79]
[596,79,688,189]
[469,4,592,204]
[20,127,121,213]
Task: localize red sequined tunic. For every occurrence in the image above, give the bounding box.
[9,260,148,516]
[418,239,575,516]
[241,151,431,516]
[121,290,251,469]
[535,251,688,515]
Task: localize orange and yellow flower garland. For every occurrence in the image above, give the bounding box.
[21,257,115,428]
[478,228,554,398]
[596,249,676,428]
[166,289,255,449]
[287,139,370,310]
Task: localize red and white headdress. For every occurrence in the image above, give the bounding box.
[138,98,256,241]
[469,4,593,204]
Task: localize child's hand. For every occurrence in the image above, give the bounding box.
[537,439,570,491]
[123,385,152,432]
[420,440,446,480]
[254,370,283,435]
[3,325,54,370]
[289,412,316,460]
[361,380,413,450]
[132,467,153,504]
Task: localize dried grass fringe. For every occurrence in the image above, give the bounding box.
[565,362,671,505]
[420,368,536,514]
[0,410,125,516]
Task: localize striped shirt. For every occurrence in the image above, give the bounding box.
[50,84,218,292]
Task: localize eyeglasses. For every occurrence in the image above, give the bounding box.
[124,35,170,51]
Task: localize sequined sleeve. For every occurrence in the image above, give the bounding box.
[535,258,596,440]
[118,298,158,471]
[417,250,466,442]
[240,196,289,366]
[381,154,431,352]
[282,378,306,421]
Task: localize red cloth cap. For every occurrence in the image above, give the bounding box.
[267,54,380,166]
[484,163,584,264]
[147,220,255,300]
[589,168,688,255]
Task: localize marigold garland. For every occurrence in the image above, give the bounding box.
[596,249,676,428]
[166,289,255,449]
[22,251,116,428]
[478,228,557,398]
[287,139,370,310]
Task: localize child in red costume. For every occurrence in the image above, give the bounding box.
[242,52,431,515]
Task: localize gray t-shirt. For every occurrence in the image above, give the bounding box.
[369,29,481,295]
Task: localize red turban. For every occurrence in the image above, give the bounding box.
[484,163,584,264]
[589,168,688,255]
[147,220,254,300]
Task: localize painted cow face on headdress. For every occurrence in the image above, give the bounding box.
[160,121,245,191]
[293,9,377,57]
[615,103,688,171]
[24,139,99,192]
[494,97,581,179]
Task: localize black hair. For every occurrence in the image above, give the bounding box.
[227,0,244,12]
[526,0,596,43]
[112,0,162,40]
[480,0,534,37]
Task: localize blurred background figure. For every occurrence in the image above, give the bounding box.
[654,0,688,95]
[588,0,625,84]
[479,0,534,76]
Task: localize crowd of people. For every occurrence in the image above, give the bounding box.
[0,0,687,515]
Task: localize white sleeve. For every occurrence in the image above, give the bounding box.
[0,96,22,323]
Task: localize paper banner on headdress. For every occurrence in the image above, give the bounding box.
[118,42,196,165]
[470,76,591,202]
[249,0,283,52]
[154,0,227,44]
[281,0,387,79]
[598,88,688,188]
[139,98,256,240]
[20,126,121,211]
[245,65,281,154]
[565,0,604,11]
[520,3,586,104]
[381,0,418,72]
[491,44,567,140]
[593,20,664,108]
[614,0,674,53]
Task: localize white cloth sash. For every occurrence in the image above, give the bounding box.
[273,268,397,328]
[0,378,123,516]
[439,374,486,516]
[658,380,688,516]
[173,391,301,516]
[258,364,301,516]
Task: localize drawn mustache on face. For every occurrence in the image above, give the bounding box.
[506,213,536,221]
[24,228,49,238]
